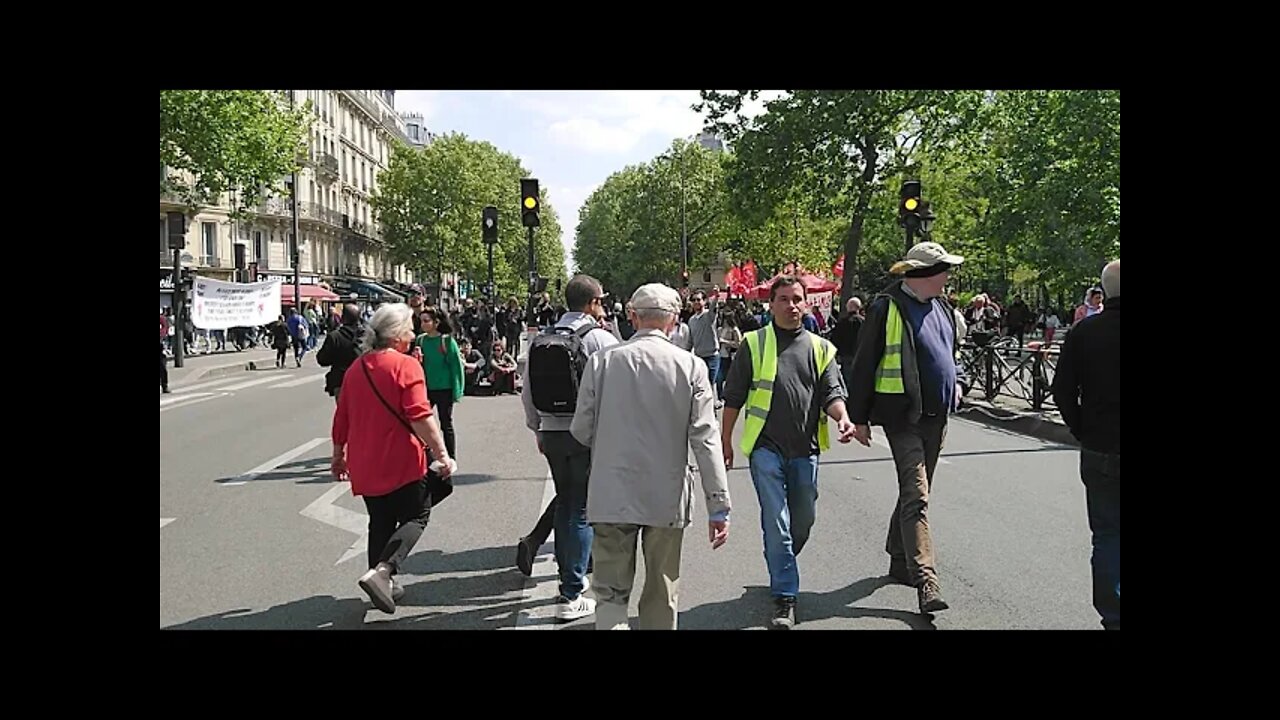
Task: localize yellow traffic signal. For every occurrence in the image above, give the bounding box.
[524,196,537,209]
[904,197,919,211]
[521,178,540,228]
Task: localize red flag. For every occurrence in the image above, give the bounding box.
[725,264,742,289]
[833,254,845,278]
[743,260,758,289]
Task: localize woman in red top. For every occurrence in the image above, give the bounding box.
[332,303,455,614]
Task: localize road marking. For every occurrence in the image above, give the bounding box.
[217,375,294,392]
[161,392,212,407]
[170,375,254,395]
[299,483,370,565]
[161,518,175,529]
[159,393,230,413]
[267,373,325,389]
[225,437,329,486]
[514,471,561,630]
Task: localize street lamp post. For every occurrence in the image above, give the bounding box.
[289,90,301,311]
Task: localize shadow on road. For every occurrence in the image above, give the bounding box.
[163,545,535,631]
[679,577,934,630]
[163,595,369,630]
[819,445,1071,469]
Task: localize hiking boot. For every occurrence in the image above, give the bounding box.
[918,579,949,614]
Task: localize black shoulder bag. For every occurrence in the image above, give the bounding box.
[359,358,454,506]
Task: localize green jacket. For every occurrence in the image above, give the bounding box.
[416,333,464,402]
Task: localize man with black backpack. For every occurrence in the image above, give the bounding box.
[317,304,365,404]
[518,274,618,622]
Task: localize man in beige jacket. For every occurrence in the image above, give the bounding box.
[570,283,732,630]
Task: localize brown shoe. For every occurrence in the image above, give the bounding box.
[918,579,949,614]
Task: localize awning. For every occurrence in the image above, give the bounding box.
[344,280,405,303]
[281,284,340,304]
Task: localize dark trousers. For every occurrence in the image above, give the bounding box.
[530,497,557,546]
[276,347,288,366]
[541,431,593,600]
[160,342,169,390]
[1081,449,1121,630]
[362,478,433,573]
[427,389,456,459]
[885,416,947,586]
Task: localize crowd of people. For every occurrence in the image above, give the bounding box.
[314,238,1121,632]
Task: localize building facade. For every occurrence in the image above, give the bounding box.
[160,90,421,310]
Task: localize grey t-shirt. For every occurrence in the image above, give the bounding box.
[723,324,846,459]
[688,310,719,358]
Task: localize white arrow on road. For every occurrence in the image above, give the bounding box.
[300,483,368,565]
[161,518,176,529]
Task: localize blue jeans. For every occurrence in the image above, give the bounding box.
[541,431,593,601]
[700,354,721,397]
[1081,449,1120,629]
[749,447,819,599]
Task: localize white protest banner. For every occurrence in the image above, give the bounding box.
[809,291,833,315]
[192,277,282,330]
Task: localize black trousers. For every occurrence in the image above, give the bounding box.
[427,389,456,459]
[362,478,433,573]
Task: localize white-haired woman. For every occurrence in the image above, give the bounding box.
[331,303,455,614]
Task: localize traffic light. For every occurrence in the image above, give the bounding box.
[521,179,540,228]
[899,180,922,229]
[482,205,498,243]
[167,211,186,249]
[681,269,690,287]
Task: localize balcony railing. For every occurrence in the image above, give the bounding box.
[198,256,225,269]
[318,153,339,177]
[298,201,343,228]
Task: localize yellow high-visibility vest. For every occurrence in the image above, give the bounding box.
[739,325,837,455]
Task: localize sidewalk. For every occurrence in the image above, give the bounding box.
[956,393,1077,447]
[165,347,278,387]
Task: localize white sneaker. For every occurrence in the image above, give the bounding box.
[581,575,591,596]
[556,594,596,622]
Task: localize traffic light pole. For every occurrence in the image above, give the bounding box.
[526,225,536,326]
[289,90,301,312]
[173,246,185,368]
[487,241,495,305]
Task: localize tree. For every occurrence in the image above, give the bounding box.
[574,140,730,297]
[372,133,566,302]
[159,90,311,215]
[697,90,982,300]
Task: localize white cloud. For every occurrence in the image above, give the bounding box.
[532,91,706,155]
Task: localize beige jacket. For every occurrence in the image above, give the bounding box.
[570,329,731,528]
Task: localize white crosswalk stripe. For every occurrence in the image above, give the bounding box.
[267,373,326,389]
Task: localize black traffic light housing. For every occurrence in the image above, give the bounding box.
[521,179,540,228]
[167,211,186,249]
[899,180,922,231]
[482,205,498,243]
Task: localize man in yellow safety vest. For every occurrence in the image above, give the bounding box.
[720,275,856,629]
[847,242,970,616]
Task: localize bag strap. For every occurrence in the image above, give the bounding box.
[359,355,423,445]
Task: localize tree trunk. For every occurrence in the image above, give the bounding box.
[839,139,878,302]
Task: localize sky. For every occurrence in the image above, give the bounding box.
[393,91,781,269]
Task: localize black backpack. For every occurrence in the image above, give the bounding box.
[529,323,595,414]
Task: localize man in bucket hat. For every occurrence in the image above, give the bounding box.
[847,241,970,615]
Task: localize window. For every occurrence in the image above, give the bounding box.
[202,222,217,262]
[309,181,315,205]
[159,219,167,253]
[288,234,297,268]
[342,152,347,180]
[254,232,264,263]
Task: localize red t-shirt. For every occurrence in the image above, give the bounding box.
[332,350,433,497]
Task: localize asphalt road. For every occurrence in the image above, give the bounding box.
[160,357,1097,630]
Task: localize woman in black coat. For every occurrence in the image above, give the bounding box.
[270,315,292,368]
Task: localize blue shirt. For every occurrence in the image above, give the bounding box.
[900,295,957,415]
[286,314,305,338]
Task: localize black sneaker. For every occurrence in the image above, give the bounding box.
[888,558,912,586]
[770,598,796,630]
[515,536,536,577]
[918,579,949,614]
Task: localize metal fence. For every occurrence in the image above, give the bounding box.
[958,337,1059,411]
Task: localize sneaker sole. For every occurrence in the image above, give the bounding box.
[358,571,396,614]
[769,621,794,630]
[556,609,594,622]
